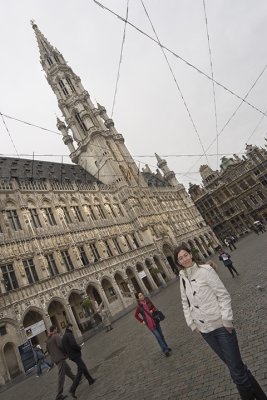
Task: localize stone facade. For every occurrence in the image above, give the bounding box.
[0,24,219,384]
[189,144,267,240]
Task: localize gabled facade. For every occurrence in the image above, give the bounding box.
[189,145,267,240]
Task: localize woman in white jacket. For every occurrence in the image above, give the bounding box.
[174,244,266,400]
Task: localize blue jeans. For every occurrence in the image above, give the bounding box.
[201,327,252,390]
[152,324,169,353]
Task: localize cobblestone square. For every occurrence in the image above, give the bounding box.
[1,232,266,400]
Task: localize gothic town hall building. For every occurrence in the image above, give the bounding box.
[0,23,219,383]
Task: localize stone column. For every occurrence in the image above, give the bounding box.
[111,279,127,308]
[134,272,149,295]
[66,304,82,338]
[143,266,158,291]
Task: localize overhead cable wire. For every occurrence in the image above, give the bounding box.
[111,0,129,118]
[183,64,267,176]
[93,0,267,118]
[1,114,20,157]
[202,0,219,168]
[0,112,61,135]
[240,109,267,152]
[140,0,209,165]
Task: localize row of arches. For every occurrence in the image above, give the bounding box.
[0,254,172,383]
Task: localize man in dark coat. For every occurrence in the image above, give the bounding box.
[62,323,95,398]
[46,325,75,400]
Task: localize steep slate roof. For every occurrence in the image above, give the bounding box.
[0,157,101,184]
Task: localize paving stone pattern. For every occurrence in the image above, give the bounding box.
[1,232,266,400]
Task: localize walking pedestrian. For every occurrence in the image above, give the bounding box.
[46,325,76,400]
[33,344,52,377]
[134,292,171,357]
[174,243,267,400]
[62,323,95,399]
[224,237,237,251]
[219,250,239,278]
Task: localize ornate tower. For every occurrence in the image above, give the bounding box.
[32,22,145,186]
[155,153,179,187]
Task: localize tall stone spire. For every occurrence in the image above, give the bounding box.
[32,22,145,186]
[155,153,179,187]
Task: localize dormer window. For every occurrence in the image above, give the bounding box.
[59,79,69,96]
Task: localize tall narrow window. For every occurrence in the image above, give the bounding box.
[6,210,22,231]
[66,77,76,93]
[61,250,74,271]
[62,207,72,224]
[95,205,106,219]
[72,206,84,222]
[59,79,69,96]
[124,235,132,250]
[131,234,140,248]
[54,54,60,63]
[75,113,87,133]
[90,243,100,262]
[1,264,19,291]
[43,208,57,226]
[45,254,59,276]
[112,238,123,254]
[47,57,53,66]
[104,240,113,257]
[88,205,97,220]
[78,246,89,266]
[23,259,39,284]
[29,208,42,228]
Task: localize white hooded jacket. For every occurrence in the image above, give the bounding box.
[180,263,233,333]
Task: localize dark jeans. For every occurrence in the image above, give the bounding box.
[56,360,75,400]
[226,263,239,277]
[151,323,169,353]
[70,356,94,394]
[201,327,266,399]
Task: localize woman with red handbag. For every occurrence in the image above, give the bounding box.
[134,292,171,357]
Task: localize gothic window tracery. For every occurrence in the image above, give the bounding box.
[75,112,87,133]
[66,77,76,93]
[1,264,19,291]
[23,258,39,284]
[59,79,69,96]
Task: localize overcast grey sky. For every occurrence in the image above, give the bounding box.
[1,0,267,187]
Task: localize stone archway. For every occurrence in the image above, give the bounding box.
[48,300,68,335]
[136,263,153,293]
[145,259,160,287]
[101,278,118,304]
[114,272,130,297]
[3,343,20,379]
[68,291,85,333]
[162,243,178,276]
[153,255,168,281]
[86,284,103,309]
[23,309,47,348]
[126,267,141,295]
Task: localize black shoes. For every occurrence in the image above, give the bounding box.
[165,351,170,357]
[168,348,172,352]
[89,378,96,386]
[69,392,77,399]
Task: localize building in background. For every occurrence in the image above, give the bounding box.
[0,23,219,384]
[189,144,267,240]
